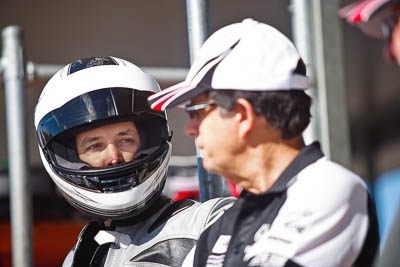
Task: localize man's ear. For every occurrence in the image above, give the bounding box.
[234,98,256,138]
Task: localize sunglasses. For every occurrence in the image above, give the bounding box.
[183,102,216,119]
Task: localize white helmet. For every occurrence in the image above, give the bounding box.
[34,56,172,220]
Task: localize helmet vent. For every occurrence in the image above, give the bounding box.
[68,56,118,75]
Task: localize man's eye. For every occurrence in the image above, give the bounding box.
[120,138,137,145]
[86,143,102,152]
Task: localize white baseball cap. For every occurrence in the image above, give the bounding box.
[148,18,308,111]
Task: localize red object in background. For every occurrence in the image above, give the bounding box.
[0,220,87,267]
[172,190,200,201]
[172,180,241,201]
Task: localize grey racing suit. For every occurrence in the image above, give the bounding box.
[62,195,234,267]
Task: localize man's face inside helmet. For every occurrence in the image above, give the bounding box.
[76,121,141,167]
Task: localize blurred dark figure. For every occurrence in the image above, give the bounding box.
[339,1,400,266]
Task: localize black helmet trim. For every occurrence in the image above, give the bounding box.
[36,87,165,149]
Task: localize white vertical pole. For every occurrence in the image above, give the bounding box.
[312,0,351,168]
[290,0,351,168]
[185,0,210,63]
[290,0,320,145]
[2,25,33,267]
[185,0,224,201]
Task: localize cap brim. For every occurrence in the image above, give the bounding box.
[338,0,399,39]
[338,0,393,23]
[148,49,231,111]
[148,82,208,111]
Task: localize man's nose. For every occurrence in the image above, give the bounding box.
[184,118,199,137]
[105,144,123,166]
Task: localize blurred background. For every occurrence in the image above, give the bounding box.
[0,0,399,266]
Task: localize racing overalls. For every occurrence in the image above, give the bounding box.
[63,195,234,267]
